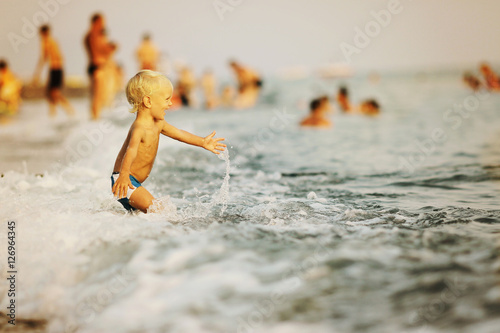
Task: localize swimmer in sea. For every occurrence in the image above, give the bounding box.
[111,70,226,213]
[0,59,22,116]
[336,87,381,116]
[359,99,380,116]
[462,72,482,91]
[33,25,75,118]
[300,96,332,128]
[336,86,352,113]
[136,33,160,71]
[229,60,262,109]
[479,63,500,91]
[84,13,117,120]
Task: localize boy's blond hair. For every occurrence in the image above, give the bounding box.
[126,70,170,113]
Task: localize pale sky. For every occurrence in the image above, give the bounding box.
[1,0,499,80]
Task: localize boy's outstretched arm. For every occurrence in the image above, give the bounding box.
[161,121,226,154]
[112,128,143,199]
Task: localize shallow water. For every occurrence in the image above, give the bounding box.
[1,72,500,333]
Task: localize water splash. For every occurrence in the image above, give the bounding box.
[188,149,231,217]
[148,195,180,220]
[153,149,231,219]
[213,148,231,215]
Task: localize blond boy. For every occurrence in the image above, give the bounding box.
[112,70,226,213]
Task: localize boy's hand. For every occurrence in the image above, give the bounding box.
[112,174,135,199]
[202,131,226,154]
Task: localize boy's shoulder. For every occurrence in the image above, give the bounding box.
[130,118,166,133]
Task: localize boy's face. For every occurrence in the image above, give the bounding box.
[149,80,173,120]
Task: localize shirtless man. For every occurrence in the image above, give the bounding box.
[33,25,74,117]
[0,60,22,116]
[479,63,500,91]
[229,60,262,109]
[176,66,196,107]
[300,96,332,128]
[84,13,117,120]
[136,33,160,71]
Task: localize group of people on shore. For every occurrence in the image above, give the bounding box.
[0,12,264,122]
[463,62,500,92]
[1,10,498,127]
[0,13,124,121]
[300,87,380,128]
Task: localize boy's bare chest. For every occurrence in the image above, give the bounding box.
[140,128,160,152]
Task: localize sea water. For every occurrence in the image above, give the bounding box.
[1,72,500,333]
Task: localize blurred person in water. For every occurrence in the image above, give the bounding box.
[200,69,218,110]
[33,25,75,118]
[176,66,197,107]
[335,85,380,117]
[220,85,235,108]
[84,13,117,120]
[111,70,226,213]
[359,99,380,116]
[463,72,483,91]
[0,59,22,116]
[229,60,262,109]
[336,86,352,113]
[136,33,160,71]
[479,62,500,91]
[300,96,332,128]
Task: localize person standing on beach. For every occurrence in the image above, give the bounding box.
[0,60,22,116]
[33,25,74,118]
[136,33,160,71]
[84,13,117,120]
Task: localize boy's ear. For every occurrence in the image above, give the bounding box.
[142,95,151,108]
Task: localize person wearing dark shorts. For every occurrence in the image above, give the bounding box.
[48,69,63,94]
[87,63,99,77]
[33,25,74,117]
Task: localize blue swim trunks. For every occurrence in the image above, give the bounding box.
[111,172,142,211]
